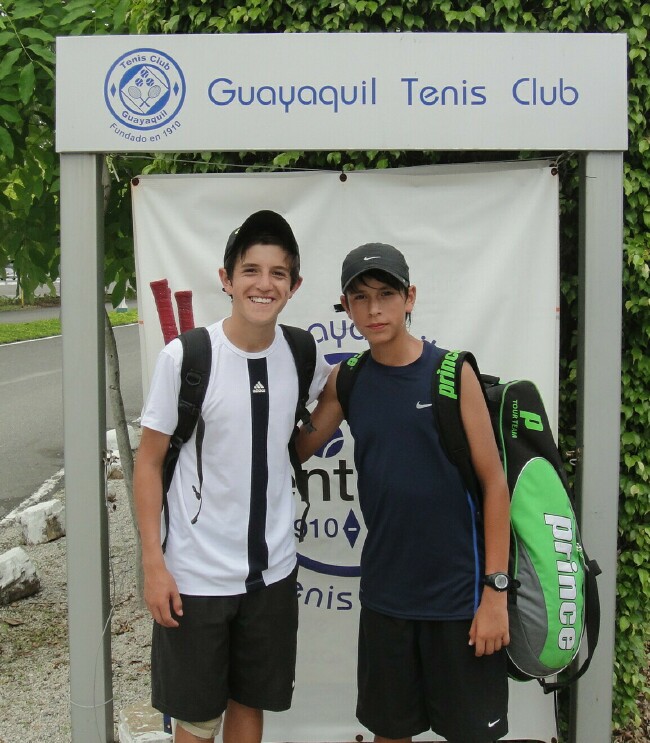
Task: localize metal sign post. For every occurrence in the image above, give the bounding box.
[571,151,624,742]
[60,153,113,740]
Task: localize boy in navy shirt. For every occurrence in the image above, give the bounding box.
[297,243,511,742]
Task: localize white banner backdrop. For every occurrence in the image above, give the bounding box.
[133,162,559,742]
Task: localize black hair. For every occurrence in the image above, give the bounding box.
[224,231,301,288]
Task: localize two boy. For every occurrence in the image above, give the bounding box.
[135,215,510,743]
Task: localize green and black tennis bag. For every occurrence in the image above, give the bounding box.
[434,350,601,692]
[336,347,602,691]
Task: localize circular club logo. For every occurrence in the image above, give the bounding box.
[104,48,185,131]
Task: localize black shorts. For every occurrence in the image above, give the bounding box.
[356,606,509,742]
[151,566,299,722]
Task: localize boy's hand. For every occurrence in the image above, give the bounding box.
[143,563,183,628]
[469,589,510,657]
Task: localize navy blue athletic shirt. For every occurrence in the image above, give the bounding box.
[348,341,483,620]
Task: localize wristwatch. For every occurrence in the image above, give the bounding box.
[483,572,512,592]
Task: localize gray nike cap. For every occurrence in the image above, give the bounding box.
[341,243,410,292]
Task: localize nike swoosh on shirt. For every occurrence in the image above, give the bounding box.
[416,402,432,409]
[488,719,501,728]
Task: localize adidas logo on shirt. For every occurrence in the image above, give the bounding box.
[253,381,266,394]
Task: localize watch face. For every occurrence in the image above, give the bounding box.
[494,574,509,590]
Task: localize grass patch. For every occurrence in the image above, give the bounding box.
[109,309,139,328]
[0,309,138,344]
[0,295,60,312]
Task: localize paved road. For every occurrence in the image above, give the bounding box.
[0,276,60,301]
[0,323,143,519]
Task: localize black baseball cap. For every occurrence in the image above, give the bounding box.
[224,210,299,263]
[341,243,410,292]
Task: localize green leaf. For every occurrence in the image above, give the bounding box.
[33,59,55,81]
[110,277,127,307]
[9,2,43,21]
[0,125,14,158]
[60,6,97,26]
[39,14,62,30]
[112,0,131,29]
[20,27,55,43]
[0,104,21,124]
[26,44,55,64]
[19,62,35,105]
[164,15,180,33]
[0,48,22,80]
[629,26,647,44]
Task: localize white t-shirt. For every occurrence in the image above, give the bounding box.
[142,320,331,596]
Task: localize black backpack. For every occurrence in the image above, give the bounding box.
[336,347,600,692]
[161,324,316,551]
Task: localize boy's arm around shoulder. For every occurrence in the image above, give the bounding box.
[459,362,511,657]
[295,364,344,463]
[133,426,183,628]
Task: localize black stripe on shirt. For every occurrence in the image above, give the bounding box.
[246,357,270,591]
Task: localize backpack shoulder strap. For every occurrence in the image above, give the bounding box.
[336,350,370,420]
[280,324,316,430]
[161,326,212,551]
[433,349,485,513]
[280,324,317,542]
[175,327,212,441]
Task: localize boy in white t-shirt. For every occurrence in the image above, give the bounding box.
[134,211,331,743]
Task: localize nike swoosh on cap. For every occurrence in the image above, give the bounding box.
[363,256,380,261]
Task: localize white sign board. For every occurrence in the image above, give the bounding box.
[56,32,627,153]
[132,161,559,741]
